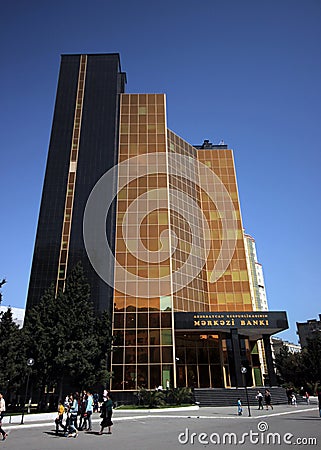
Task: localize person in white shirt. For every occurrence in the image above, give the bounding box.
[85,391,94,431]
[0,393,8,440]
[256,391,264,410]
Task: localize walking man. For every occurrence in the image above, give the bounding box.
[0,393,8,441]
[264,389,273,410]
[85,391,94,431]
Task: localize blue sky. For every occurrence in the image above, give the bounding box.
[1,0,320,343]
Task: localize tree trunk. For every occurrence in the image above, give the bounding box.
[58,374,64,401]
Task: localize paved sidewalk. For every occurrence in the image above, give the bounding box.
[1,404,320,450]
[3,403,318,429]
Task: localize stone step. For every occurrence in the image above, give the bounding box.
[193,387,288,407]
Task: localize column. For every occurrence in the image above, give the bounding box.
[230,328,244,388]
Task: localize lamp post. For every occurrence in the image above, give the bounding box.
[241,366,251,417]
[21,358,35,425]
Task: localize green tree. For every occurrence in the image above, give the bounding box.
[274,345,304,388]
[23,262,113,404]
[92,310,113,388]
[0,278,6,304]
[301,335,321,393]
[23,285,62,398]
[0,307,26,395]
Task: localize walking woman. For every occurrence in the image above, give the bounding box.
[99,394,113,435]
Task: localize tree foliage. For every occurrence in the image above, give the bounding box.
[0,278,6,305]
[275,336,321,393]
[301,335,321,392]
[0,307,26,393]
[23,262,112,400]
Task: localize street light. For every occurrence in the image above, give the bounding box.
[241,366,251,417]
[20,358,35,425]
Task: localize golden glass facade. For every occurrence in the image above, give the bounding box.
[112,94,175,390]
[197,149,253,312]
[111,93,254,391]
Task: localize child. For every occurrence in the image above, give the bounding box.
[237,398,243,416]
[55,401,65,435]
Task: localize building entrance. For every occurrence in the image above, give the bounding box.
[175,333,224,388]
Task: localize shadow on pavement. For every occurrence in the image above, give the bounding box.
[43,431,66,438]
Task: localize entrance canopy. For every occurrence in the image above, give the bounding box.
[174,311,288,339]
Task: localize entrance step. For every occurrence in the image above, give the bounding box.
[193,387,288,407]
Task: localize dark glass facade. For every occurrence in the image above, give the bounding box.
[26,54,126,314]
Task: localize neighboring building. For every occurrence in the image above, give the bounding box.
[244,234,268,311]
[297,315,321,348]
[0,306,25,328]
[244,234,269,384]
[26,53,288,392]
[271,337,301,354]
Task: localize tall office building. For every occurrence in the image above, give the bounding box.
[27,54,126,314]
[244,234,268,312]
[27,54,287,391]
[297,314,321,347]
[244,234,270,384]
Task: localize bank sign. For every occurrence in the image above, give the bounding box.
[174,311,288,334]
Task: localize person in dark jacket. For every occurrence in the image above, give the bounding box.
[98,394,113,435]
[264,389,273,410]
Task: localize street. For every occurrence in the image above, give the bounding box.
[2,404,320,449]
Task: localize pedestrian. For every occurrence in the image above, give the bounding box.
[237,398,243,416]
[93,393,99,413]
[65,394,78,438]
[264,389,273,410]
[64,394,70,411]
[85,391,93,431]
[286,387,292,405]
[0,393,8,441]
[318,390,321,418]
[256,391,264,410]
[99,394,113,434]
[55,400,65,435]
[291,393,297,407]
[78,390,87,431]
[305,391,310,405]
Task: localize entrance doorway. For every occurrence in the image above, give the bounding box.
[175,333,224,388]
